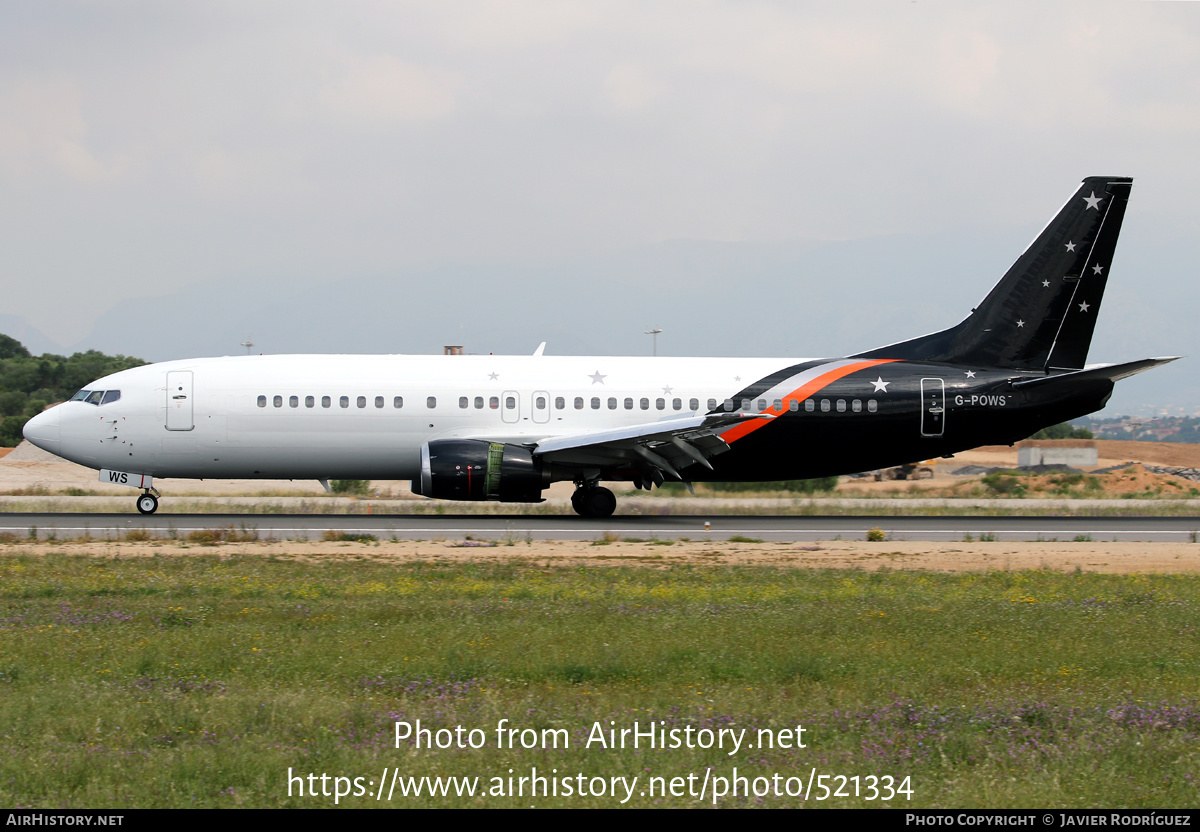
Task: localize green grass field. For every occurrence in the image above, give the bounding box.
[2,551,1198,808]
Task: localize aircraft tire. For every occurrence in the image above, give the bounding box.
[576,487,616,518]
[136,493,159,515]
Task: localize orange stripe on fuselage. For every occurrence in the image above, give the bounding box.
[720,359,899,445]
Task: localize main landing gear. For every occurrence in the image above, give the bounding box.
[571,485,616,518]
[136,490,159,515]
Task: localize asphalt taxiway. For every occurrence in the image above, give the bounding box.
[2,513,1199,542]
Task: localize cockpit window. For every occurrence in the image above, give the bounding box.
[73,389,121,405]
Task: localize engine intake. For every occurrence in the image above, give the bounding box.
[412,439,547,502]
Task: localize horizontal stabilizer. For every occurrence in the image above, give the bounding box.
[1011,357,1180,389]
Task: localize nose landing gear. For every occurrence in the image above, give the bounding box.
[570,484,616,518]
[136,490,159,515]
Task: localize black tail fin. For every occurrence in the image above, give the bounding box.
[856,176,1133,370]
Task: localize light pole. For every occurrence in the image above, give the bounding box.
[644,327,662,356]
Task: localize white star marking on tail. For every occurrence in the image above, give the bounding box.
[1017,319,1026,328]
[1079,301,1090,312]
[1083,192,1103,210]
[1042,280,1051,288]
[1065,241,1076,252]
[1092,263,1104,275]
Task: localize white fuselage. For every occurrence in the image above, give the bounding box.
[26,353,810,481]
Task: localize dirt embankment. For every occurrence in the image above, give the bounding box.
[6,537,1200,574]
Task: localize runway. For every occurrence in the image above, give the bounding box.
[3,513,1200,542]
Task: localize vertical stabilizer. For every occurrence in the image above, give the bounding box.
[856,176,1133,370]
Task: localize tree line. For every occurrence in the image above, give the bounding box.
[0,333,146,446]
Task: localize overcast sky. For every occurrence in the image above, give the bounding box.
[2,1,1199,408]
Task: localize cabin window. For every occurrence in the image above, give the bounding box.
[101,390,121,405]
[673,398,682,411]
[505,396,515,409]
[489,396,499,409]
[305,396,314,408]
[428,396,437,409]
[475,396,484,409]
[591,397,601,410]
[820,399,830,413]
[868,399,878,413]
[274,395,283,408]
[535,396,546,410]
[741,399,751,411]
[459,396,469,409]
[640,398,649,410]
[375,396,384,408]
[773,399,783,411]
[836,399,846,413]
[624,398,634,410]
[690,398,699,411]
[789,399,799,412]
[575,397,585,410]
[707,398,716,411]
[555,396,565,410]
[322,396,331,408]
[257,395,266,408]
[289,396,299,408]
[757,399,767,411]
[724,399,734,411]
[805,399,815,412]
[393,396,403,409]
[357,396,366,408]
[656,398,665,410]
[339,396,349,408]
[852,399,862,413]
[608,398,617,410]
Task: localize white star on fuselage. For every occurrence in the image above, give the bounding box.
[1083,192,1103,210]
[1016,319,1026,328]
[488,372,499,381]
[589,371,606,384]
[965,370,976,378]
[871,377,890,393]
[1092,263,1104,275]
[1042,280,1051,287]
[1065,241,1076,252]
[1078,301,1090,313]
[662,385,673,395]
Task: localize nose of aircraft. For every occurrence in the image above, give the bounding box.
[22,406,61,456]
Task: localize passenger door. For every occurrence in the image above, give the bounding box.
[920,378,945,437]
[165,371,194,431]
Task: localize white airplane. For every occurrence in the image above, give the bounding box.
[22,177,1176,517]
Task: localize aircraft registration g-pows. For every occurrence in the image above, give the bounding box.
[23,176,1178,518]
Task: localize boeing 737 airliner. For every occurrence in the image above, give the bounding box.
[22,177,1177,517]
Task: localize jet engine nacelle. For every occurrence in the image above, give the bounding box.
[411,439,547,502]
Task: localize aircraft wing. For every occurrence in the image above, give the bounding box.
[530,411,768,481]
